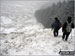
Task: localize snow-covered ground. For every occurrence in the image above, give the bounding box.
[0,0,75,55]
[0,28,75,55]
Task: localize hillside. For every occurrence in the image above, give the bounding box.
[35,0,74,28]
[0,0,75,55]
[0,28,75,55]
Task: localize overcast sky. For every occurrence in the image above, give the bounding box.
[0,0,65,14]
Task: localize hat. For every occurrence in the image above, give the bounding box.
[67,16,72,21]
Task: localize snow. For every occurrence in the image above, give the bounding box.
[0,27,16,34]
[2,28,16,33]
[0,0,75,55]
[0,16,13,25]
[0,28,75,55]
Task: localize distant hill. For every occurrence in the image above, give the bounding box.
[35,0,74,28]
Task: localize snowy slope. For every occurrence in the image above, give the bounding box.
[0,1,46,33]
[0,28,75,55]
[0,0,75,55]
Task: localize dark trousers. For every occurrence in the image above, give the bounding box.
[54,29,58,37]
[62,32,70,41]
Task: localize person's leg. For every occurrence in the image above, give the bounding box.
[55,31,58,37]
[62,32,66,40]
[54,30,56,37]
[55,28,58,37]
[57,30,58,36]
[54,30,57,37]
[65,32,70,41]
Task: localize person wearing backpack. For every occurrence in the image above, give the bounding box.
[62,16,74,41]
[51,17,61,37]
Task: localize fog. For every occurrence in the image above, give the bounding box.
[0,0,75,55]
[0,0,65,29]
[35,0,74,28]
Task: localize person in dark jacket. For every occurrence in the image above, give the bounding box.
[51,17,61,37]
[62,16,74,41]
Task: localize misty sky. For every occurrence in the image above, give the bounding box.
[0,0,65,11]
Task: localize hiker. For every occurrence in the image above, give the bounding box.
[62,16,74,41]
[51,17,61,37]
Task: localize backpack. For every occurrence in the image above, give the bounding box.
[58,22,62,29]
[66,22,72,32]
[55,21,61,29]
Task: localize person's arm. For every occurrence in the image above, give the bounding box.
[71,23,74,28]
[51,22,55,29]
